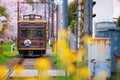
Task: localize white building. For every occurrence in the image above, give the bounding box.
[113,0,120,19]
[93,0,120,37]
[93,0,113,23]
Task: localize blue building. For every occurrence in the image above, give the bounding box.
[95,22,120,73]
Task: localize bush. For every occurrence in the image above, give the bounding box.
[68,20,76,30]
[117,16,120,27]
[0,6,8,17]
[26,0,33,2]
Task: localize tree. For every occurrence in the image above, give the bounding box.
[68,0,77,30]
[0,6,8,17]
[26,0,46,2]
[117,16,120,27]
[68,20,76,30]
[68,0,77,26]
[0,6,9,37]
[0,6,8,33]
[26,0,33,2]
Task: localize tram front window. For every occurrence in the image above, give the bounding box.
[29,28,36,37]
[37,28,44,38]
[20,28,27,37]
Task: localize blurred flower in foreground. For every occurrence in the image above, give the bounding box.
[35,58,51,70]
[35,58,51,80]
[0,65,8,79]
[25,77,37,80]
[12,65,24,77]
[95,71,106,80]
[74,67,91,80]
[67,64,76,74]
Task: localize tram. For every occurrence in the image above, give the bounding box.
[18,14,46,56]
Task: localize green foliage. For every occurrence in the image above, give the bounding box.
[68,20,76,30]
[46,42,51,48]
[26,0,48,2]
[26,0,33,2]
[117,16,120,27]
[52,54,65,69]
[0,55,10,65]
[0,6,8,17]
[68,0,77,25]
[0,6,9,33]
[0,44,18,65]
[0,44,11,51]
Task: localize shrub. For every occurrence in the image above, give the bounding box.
[117,16,120,27]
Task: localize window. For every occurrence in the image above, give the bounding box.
[29,28,36,37]
[20,28,27,37]
[37,28,44,38]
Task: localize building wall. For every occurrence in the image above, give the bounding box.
[88,38,111,78]
[93,0,113,37]
[93,0,113,23]
[113,0,120,19]
[95,22,120,72]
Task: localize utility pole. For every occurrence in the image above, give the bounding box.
[76,0,95,67]
[76,0,84,49]
[55,0,68,39]
[57,0,68,30]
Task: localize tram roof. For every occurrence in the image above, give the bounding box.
[18,19,46,23]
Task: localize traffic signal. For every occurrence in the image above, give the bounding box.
[93,14,96,17]
[92,0,96,18]
[93,1,96,6]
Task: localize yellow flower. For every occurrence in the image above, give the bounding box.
[67,64,76,74]
[25,77,37,80]
[0,65,8,79]
[35,58,51,70]
[75,67,90,80]
[99,71,106,78]
[13,65,24,77]
[58,30,68,39]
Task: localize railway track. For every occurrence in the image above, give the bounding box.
[6,56,41,80]
[3,49,67,80]
[5,55,24,80]
[4,48,63,80]
[5,56,40,80]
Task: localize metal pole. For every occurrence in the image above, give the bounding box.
[89,0,93,36]
[76,0,79,50]
[56,5,58,41]
[51,3,54,43]
[48,0,51,44]
[57,0,68,41]
[45,0,46,20]
[58,0,68,30]
[17,0,20,21]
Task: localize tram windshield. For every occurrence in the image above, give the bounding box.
[37,28,44,38]
[20,28,27,37]
[20,27,44,38]
[29,28,36,37]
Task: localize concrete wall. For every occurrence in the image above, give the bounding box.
[95,26,120,72]
[88,38,111,78]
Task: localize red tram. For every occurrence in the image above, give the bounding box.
[18,14,46,56]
